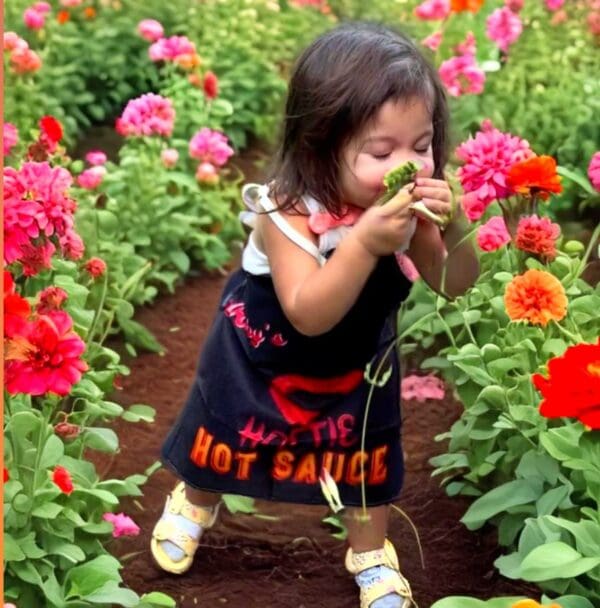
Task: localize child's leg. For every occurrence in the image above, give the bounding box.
[151,482,222,574]
[345,505,413,608]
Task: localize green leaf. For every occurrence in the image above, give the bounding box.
[139,592,177,607]
[39,434,65,469]
[65,554,122,597]
[73,488,119,505]
[223,494,256,514]
[461,480,542,530]
[121,404,156,423]
[84,427,119,452]
[32,502,63,519]
[4,533,26,561]
[519,541,600,581]
[83,581,139,606]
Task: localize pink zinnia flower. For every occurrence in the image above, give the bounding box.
[455,122,534,215]
[137,19,164,42]
[60,0,83,6]
[4,310,88,396]
[588,151,600,191]
[456,31,477,55]
[189,128,233,166]
[486,7,523,53]
[33,1,52,13]
[23,7,46,30]
[401,374,445,402]
[4,123,19,156]
[438,53,485,97]
[476,216,511,251]
[85,150,107,165]
[195,162,219,185]
[103,512,141,537]
[161,148,179,168]
[4,32,29,53]
[588,11,600,35]
[414,0,450,20]
[10,47,42,73]
[77,166,106,190]
[515,214,561,261]
[148,35,196,62]
[59,229,85,261]
[505,0,523,10]
[84,257,107,278]
[117,93,175,137]
[19,241,56,276]
[421,31,443,51]
[545,0,564,10]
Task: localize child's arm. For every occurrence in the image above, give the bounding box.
[259,191,415,336]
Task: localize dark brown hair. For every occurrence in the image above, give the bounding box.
[268,21,449,216]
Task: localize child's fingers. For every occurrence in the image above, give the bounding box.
[379,186,414,216]
[414,198,452,216]
[412,185,451,203]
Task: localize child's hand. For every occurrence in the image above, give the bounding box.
[410,178,453,223]
[350,186,415,257]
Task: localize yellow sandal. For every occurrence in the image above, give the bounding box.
[345,539,416,608]
[151,482,220,574]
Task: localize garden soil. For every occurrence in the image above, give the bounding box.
[99,149,539,608]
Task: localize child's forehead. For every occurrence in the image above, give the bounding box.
[354,98,433,143]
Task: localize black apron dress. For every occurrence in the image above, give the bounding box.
[161,249,413,507]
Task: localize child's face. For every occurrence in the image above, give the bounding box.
[338,97,435,209]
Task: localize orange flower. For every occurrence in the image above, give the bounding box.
[504,269,567,326]
[174,53,202,70]
[512,600,562,608]
[83,7,97,19]
[57,10,70,24]
[451,0,484,12]
[507,155,562,200]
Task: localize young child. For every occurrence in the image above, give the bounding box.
[152,21,479,608]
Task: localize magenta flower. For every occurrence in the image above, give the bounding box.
[476,216,511,251]
[23,7,46,30]
[414,0,450,20]
[588,151,600,192]
[456,31,477,56]
[85,150,107,165]
[84,257,107,278]
[4,123,18,156]
[148,35,196,62]
[59,229,85,261]
[77,166,106,190]
[486,7,523,53]
[161,148,179,168]
[4,310,88,395]
[137,19,164,42]
[103,512,140,538]
[545,0,564,10]
[189,128,234,167]
[401,374,445,402]
[37,286,68,314]
[455,122,533,216]
[421,31,443,51]
[438,53,485,97]
[117,93,175,138]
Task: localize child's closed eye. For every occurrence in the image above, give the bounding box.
[371,152,391,160]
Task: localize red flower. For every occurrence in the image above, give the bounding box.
[4,310,88,396]
[4,468,9,483]
[507,155,563,200]
[52,465,74,494]
[532,339,600,429]
[515,214,561,261]
[37,286,68,314]
[40,116,63,144]
[451,0,484,12]
[54,413,81,440]
[84,257,107,278]
[4,271,31,337]
[203,71,219,100]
